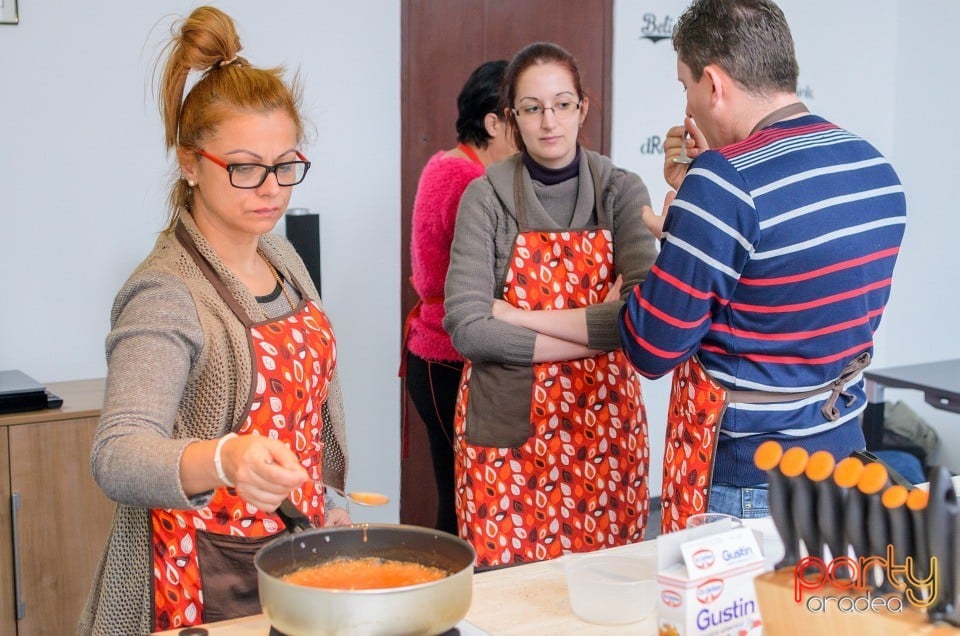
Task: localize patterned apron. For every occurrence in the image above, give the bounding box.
[660,352,872,534]
[454,159,649,566]
[660,357,725,535]
[152,225,337,630]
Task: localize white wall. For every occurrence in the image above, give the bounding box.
[885,0,960,466]
[0,1,402,523]
[1,1,958,521]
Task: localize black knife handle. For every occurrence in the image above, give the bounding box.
[792,475,821,562]
[926,466,957,619]
[866,493,894,593]
[909,505,930,580]
[768,469,799,569]
[815,479,848,576]
[885,497,912,593]
[843,489,870,564]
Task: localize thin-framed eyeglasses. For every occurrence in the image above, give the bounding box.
[511,99,582,120]
[197,149,311,189]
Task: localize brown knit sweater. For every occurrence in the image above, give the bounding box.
[79,213,348,635]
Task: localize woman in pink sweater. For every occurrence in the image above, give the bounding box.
[404,60,516,533]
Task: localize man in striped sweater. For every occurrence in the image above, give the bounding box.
[619,0,906,531]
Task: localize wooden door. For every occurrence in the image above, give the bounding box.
[400,0,614,527]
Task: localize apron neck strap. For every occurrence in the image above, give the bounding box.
[457,143,484,167]
[588,154,608,227]
[512,160,527,228]
[175,221,256,328]
[749,101,809,136]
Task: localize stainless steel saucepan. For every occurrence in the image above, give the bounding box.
[255,523,475,636]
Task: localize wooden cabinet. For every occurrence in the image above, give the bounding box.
[0,379,114,635]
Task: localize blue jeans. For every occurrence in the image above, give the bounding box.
[708,483,770,519]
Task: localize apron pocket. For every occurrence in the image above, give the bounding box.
[196,529,276,624]
[466,361,534,448]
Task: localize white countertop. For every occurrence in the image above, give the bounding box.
[148,475,960,635]
[152,518,782,635]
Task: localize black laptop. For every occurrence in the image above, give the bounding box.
[0,370,61,414]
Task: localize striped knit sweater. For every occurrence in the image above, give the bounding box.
[619,114,906,487]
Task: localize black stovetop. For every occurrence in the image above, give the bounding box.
[269,629,461,636]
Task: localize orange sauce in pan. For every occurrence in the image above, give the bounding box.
[282,557,449,590]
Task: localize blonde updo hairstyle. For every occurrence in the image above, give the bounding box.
[158,6,305,229]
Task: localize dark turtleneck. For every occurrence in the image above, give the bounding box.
[522,147,580,185]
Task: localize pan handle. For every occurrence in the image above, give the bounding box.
[277,499,313,533]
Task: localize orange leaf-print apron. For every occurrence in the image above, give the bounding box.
[659,351,872,534]
[454,159,649,566]
[152,225,337,630]
[660,357,725,535]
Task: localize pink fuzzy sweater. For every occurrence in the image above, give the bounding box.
[408,151,484,361]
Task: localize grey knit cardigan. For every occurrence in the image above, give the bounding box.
[79,213,348,635]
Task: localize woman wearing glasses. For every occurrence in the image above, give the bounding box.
[80,7,349,634]
[444,42,658,566]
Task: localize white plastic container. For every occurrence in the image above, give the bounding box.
[565,553,657,625]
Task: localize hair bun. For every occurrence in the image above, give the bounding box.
[177,5,243,71]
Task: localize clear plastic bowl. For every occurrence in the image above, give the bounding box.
[564,553,657,625]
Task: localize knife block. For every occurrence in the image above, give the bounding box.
[753,569,960,635]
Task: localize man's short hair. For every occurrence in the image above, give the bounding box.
[673,0,799,95]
